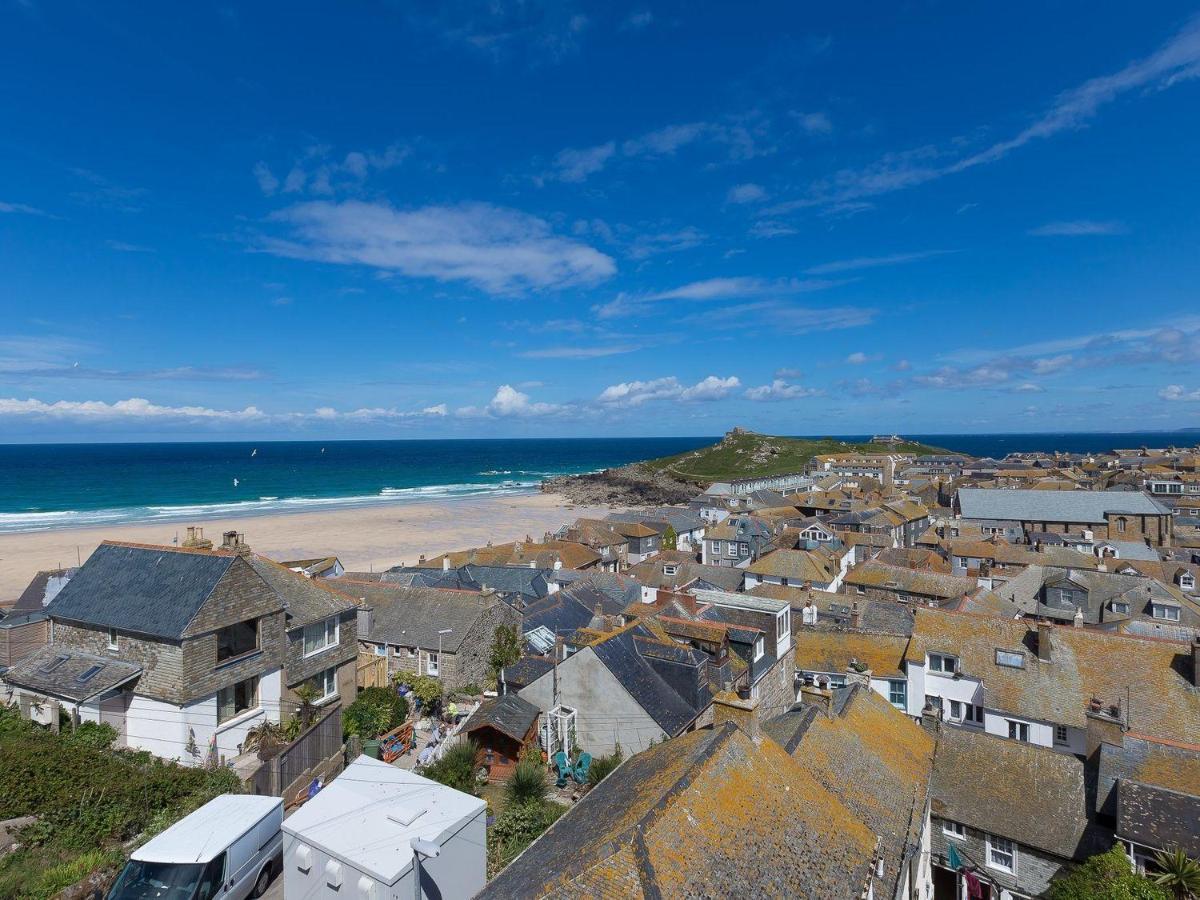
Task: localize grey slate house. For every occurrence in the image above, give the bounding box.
[956,488,1174,546]
[379,563,551,609]
[350,582,520,689]
[519,622,711,756]
[247,556,360,713]
[2,539,288,765]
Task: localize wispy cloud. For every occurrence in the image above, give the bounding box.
[1159,384,1200,401]
[626,226,705,259]
[0,200,55,218]
[69,168,146,213]
[593,275,847,318]
[259,200,615,295]
[793,111,833,136]
[254,143,409,197]
[727,183,767,204]
[683,300,876,335]
[105,240,155,253]
[517,344,638,359]
[0,396,449,425]
[543,142,616,183]
[1028,220,1128,236]
[804,249,954,276]
[773,16,1200,211]
[409,2,591,62]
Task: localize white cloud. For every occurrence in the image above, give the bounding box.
[458,384,563,418]
[0,200,52,217]
[253,161,279,196]
[593,275,847,318]
[596,375,740,406]
[518,344,638,359]
[261,200,616,295]
[794,111,833,136]
[0,397,267,422]
[545,142,616,183]
[745,379,821,401]
[622,122,710,157]
[1028,220,1128,236]
[622,10,653,30]
[679,375,740,401]
[1013,383,1044,393]
[1160,384,1200,401]
[1031,354,1074,375]
[626,226,705,260]
[845,352,872,365]
[728,183,767,204]
[105,240,154,253]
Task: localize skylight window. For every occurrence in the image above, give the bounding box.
[38,653,70,674]
[995,649,1025,669]
[76,664,106,684]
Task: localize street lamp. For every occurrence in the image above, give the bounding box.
[435,628,452,676]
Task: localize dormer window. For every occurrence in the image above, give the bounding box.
[1111,601,1130,615]
[753,636,765,661]
[663,564,678,577]
[1151,603,1181,622]
[928,652,958,674]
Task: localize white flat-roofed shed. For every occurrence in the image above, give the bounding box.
[282,755,486,900]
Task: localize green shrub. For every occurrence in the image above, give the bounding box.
[504,753,548,807]
[1047,845,1169,900]
[408,676,443,707]
[587,745,623,787]
[343,687,408,739]
[421,739,480,795]
[486,800,565,876]
[0,704,242,898]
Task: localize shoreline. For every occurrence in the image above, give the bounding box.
[0,491,618,600]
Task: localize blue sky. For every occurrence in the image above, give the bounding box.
[2,2,1200,441]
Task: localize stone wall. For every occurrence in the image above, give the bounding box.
[930,815,1070,898]
[284,609,358,686]
[181,611,286,704]
[53,621,186,703]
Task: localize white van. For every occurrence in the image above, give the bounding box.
[107,795,283,900]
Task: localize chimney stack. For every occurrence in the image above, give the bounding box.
[442,557,450,572]
[182,526,213,550]
[418,554,426,564]
[849,602,862,630]
[1037,621,1053,662]
[799,684,834,718]
[713,690,761,743]
[220,531,250,555]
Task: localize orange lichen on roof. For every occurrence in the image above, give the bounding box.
[100,539,238,557]
[792,630,910,677]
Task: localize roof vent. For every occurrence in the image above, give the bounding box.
[387,805,428,827]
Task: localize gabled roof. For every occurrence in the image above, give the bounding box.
[792,630,910,678]
[778,686,935,895]
[589,630,706,735]
[9,568,75,614]
[478,722,877,899]
[931,726,1107,860]
[464,693,540,742]
[844,561,977,600]
[746,548,839,582]
[46,542,265,640]
[248,556,356,628]
[348,582,501,652]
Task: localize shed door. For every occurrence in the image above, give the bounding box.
[98,691,130,747]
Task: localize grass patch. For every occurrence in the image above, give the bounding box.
[640,431,948,482]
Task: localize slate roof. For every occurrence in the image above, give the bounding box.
[3,644,142,702]
[931,726,1106,860]
[500,656,553,691]
[519,590,600,642]
[626,552,744,593]
[45,542,259,640]
[464,693,540,742]
[779,686,936,897]
[549,570,642,607]
[1096,734,1200,822]
[792,630,910,677]
[8,568,75,613]
[478,722,877,899]
[248,556,357,628]
[957,487,1169,522]
[746,548,839,583]
[906,609,1200,744]
[589,630,705,735]
[347,582,500,652]
[381,564,550,604]
[1118,781,1200,857]
[845,561,977,600]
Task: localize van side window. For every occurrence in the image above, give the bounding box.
[197,852,226,900]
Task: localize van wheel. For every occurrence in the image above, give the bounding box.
[251,865,272,898]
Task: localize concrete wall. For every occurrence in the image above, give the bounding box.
[520,648,669,756]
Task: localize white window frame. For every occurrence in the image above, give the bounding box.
[1007,719,1030,743]
[927,652,957,674]
[663,564,678,576]
[372,644,387,656]
[943,820,966,840]
[107,627,119,651]
[986,834,1017,874]
[302,616,340,658]
[711,541,722,555]
[1111,601,1130,615]
[753,636,765,662]
[1151,604,1181,622]
[308,666,338,704]
[995,649,1025,669]
[426,651,440,676]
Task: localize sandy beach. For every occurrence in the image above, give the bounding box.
[0,492,616,599]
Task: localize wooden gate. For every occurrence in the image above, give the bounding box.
[356,652,388,688]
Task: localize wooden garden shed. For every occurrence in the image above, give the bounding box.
[463,694,540,782]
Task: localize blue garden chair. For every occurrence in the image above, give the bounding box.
[571,752,592,784]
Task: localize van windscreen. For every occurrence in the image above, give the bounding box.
[106,860,204,900]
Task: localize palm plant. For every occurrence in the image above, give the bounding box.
[504,753,548,807]
[243,721,288,758]
[1153,848,1200,899]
